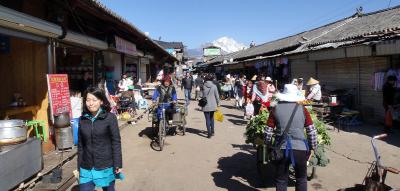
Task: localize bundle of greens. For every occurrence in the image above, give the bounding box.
[308,108,331,166]
[244,110,269,146]
[308,109,331,146]
[244,106,332,167]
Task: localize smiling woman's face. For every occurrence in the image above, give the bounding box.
[85,93,103,114]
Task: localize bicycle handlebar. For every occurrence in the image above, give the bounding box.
[373,134,387,140]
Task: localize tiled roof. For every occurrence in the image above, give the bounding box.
[231,16,351,60]
[154,40,184,49]
[307,5,400,46]
[86,0,178,61]
[210,5,400,65]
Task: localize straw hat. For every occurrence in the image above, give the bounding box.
[251,75,257,81]
[306,77,319,86]
[276,84,305,102]
[265,77,273,82]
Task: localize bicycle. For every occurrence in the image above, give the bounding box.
[362,134,399,191]
[147,102,175,150]
[156,102,172,151]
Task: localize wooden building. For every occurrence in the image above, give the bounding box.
[0,0,178,152]
[209,6,400,121]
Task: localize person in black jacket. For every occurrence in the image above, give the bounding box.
[182,72,194,106]
[383,75,397,133]
[194,73,204,100]
[78,87,122,191]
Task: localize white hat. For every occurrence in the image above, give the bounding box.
[276,84,305,102]
[266,77,273,82]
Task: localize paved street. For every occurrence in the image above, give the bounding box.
[91,90,400,191]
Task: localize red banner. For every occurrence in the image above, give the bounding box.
[47,74,72,118]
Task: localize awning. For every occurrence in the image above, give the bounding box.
[0,5,107,50]
[0,5,62,38]
[63,30,108,50]
[0,26,47,43]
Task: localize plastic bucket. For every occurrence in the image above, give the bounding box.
[71,118,80,145]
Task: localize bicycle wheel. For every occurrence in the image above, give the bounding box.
[158,118,166,151]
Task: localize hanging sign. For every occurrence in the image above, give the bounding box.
[47,74,72,119]
[115,36,137,56]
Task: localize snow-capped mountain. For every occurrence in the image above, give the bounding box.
[212,37,247,53]
[187,37,247,57]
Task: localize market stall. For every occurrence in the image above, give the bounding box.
[55,44,95,93]
[0,33,51,151]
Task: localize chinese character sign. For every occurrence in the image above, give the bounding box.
[47,74,72,118]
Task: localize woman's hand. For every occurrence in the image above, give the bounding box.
[115,168,123,174]
[307,150,314,161]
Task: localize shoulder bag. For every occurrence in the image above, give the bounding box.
[269,104,300,161]
[198,87,211,107]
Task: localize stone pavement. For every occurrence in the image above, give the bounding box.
[68,89,400,191]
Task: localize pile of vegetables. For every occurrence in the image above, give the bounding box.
[308,108,331,166]
[244,110,269,146]
[244,106,332,167]
[308,108,331,146]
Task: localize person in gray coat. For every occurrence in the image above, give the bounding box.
[202,73,220,138]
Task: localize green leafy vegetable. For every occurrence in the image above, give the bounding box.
[244,110,269,146]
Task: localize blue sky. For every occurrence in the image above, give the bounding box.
[99,0,400,49]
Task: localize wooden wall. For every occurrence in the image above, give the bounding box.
[316,56,389,120]
[0,36,52,152]
[358,57,389,120]
[290,54,316,81]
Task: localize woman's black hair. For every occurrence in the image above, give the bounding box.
[204,73,214,81]
[82,87,111,113]
[388,75,397,81]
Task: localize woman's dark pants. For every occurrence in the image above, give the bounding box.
[274,150,308,191]
[204,111,215,136]
[79,181,115,191]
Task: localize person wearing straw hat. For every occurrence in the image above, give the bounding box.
[306,77,322,102]
[251,75,258,82]
[265,84,317,191]
[265,77,276,100]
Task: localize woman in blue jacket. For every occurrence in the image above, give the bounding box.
[78,87,122,191]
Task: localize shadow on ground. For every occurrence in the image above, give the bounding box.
[334,122,400,148]
[220,104,237,110]
[138,126,156,140]
[185,127,208,138]
[212,144,277,190]
[336,184,366,191]
[224,113,247,126]
[225,113,245,120]
[228,119,247,126]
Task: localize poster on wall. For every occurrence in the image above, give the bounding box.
[47,74,72,121]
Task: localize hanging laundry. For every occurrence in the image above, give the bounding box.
[373,72,386,91]
[282,57,289,65]
[395,68,400,88]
